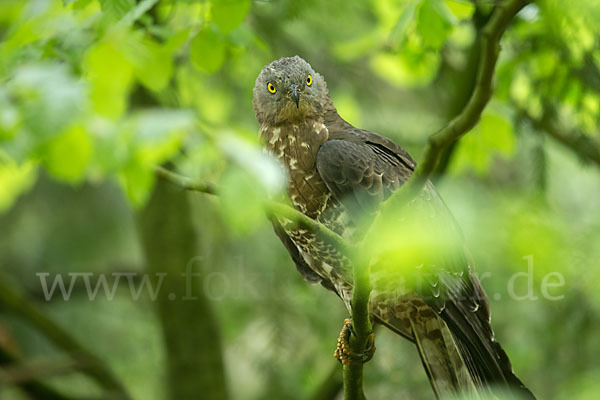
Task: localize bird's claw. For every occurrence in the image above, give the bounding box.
[334,318,376,365]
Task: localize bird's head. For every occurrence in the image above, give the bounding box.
[253,56,329,124]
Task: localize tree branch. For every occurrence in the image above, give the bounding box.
[342,256,373,400]
[0,345,74,400]
[0,280,132,399]
[381,0,530,209]
[155,166,217,195]
[521,109,600,168]
[154,167,352,253]
[0,354,83,385]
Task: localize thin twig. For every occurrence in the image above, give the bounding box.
[154,166,352,253]
[0,355,84,385]
[522,109,600,167]
[0,280,132,400]
[0,345,73,400]
[155,166,217,195]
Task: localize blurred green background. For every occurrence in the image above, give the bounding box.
[1,0,600,399]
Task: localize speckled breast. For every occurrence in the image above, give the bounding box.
[261,119,330,218]
[260,119,354,288]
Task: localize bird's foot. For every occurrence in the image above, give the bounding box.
[334,318,376,365]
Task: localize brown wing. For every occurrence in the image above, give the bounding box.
[315,130,535,399]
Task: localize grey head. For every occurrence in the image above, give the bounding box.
[253,56,329,125]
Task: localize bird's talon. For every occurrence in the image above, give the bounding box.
[334,318,376,365]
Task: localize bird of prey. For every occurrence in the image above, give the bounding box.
[253,56,534,399]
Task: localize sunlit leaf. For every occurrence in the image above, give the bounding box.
[190,27,226,73]
[127,37,173,92]
[118,156,155,207]
[98,0,135,19]
[44,123,92,184]
[11,63,86,140]
[211,0,250,34]
[510,69,532,108]
[370,47,440,88]
[417,0,454,49]
[176,66,232,123]
[116,110,194,207]
[84,36,134,119]
[0,88,19,140]
[445,0,474,20]
[0,155,37,213]
[130,109,193,165]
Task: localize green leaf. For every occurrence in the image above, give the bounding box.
[128,38,173,92]
[11,64,86,141]
[117,110,194,208]
[44,124,92,184]
[68,0,93,9]
[417,0,454,49]
[0,88,19,141]
[190,27,226,73]
[445,0,474,20]
[0,156,37,213]
[370,45,441,88]
[211,0,251,34]
[84,36,134,119]
[176,66,233,123]
[130,109,193,165]
[118,156,155,208]
[510,70,532,108]
[98,0,135,20]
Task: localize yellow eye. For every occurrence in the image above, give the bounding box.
[267,82,277,94]
[306,74,313,86]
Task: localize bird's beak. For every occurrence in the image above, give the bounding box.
[288,84,300,108]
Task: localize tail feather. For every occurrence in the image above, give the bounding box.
[437,274,537,400]
[409,314,481,399]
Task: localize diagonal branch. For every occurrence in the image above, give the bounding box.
[0,345,74,400]
[0,280,132,400]
[155,166,217,194]
[381,0,531,210]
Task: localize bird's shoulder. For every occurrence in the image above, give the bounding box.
[322,117,416,172]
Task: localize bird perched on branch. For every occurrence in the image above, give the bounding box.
[253,56,534,399]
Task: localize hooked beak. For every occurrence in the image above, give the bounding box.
[288,84,300,108]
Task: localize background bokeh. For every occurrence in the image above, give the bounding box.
[1,0,599,399]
